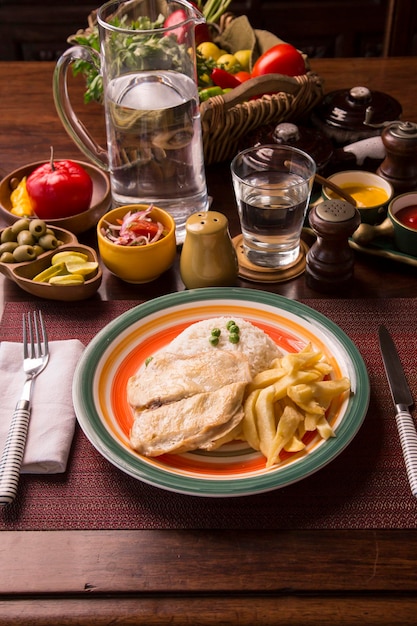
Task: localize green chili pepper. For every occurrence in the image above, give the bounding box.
[198,86,224,102]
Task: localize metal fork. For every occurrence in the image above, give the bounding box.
[0,311,50,506]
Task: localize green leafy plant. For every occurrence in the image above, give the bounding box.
[68,0,232,104]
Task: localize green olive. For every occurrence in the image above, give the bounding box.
[13,244,37,262]
[38,233,59,250]
[32,244,44,257]
[11,218,31,235]
[17,230,35,246]
[45,228,55,237]
[29,219,47,238]
[1,227,17,244]
[0,252,15,263]
[0,241,18,255]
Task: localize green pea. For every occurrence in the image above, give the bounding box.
[209,336,219,346]
[29,219,47,238]
[38,233,59,250]
[13,244,37,262]
[228,333,240,344]
[211,328,221,337]
[226,320,236,331]
[17,230,35,246]
[11,218,31,235]
[0,252,15,263]
[228,324,239,334]
[1,227,17,244]
[0,241,18,254]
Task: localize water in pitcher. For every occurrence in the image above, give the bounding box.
[105,71,208,240]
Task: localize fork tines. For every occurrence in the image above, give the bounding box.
[23,311,48,359]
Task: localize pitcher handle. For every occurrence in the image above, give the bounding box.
[53,46,109,171]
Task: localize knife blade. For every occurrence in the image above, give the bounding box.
[378,325,417,498]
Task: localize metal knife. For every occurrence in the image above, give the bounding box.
[378,325,417,498]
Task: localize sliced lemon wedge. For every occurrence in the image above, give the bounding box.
[51,251,89,265]
[32,262,66,283]
[65,261,99,277]
[49,274,85,285]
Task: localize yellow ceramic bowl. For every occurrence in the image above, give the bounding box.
[97,205,176,283]
[322,170,393,224]
[0,160,111,235]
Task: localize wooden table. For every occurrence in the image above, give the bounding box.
[0,58,417,625]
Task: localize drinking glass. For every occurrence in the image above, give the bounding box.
[231,145,316,268]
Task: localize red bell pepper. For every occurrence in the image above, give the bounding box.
[211,68,242,90]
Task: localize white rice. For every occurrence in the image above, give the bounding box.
[165,316,281,377]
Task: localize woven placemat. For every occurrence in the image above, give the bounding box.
[1,298,417,531]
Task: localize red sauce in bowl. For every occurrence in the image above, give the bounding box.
[396,205,417,230]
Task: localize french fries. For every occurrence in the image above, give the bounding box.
[242,343,351,467]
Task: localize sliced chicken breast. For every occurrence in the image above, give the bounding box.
[130,382,247,456]
[127,349,251,410]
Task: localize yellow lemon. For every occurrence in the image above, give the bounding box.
[216,54,242,74]
[32,262,66,283]
[49,274,85,285]
[65,261,99,277]
[234,49,252,72]
[51,251,88,265]
[197,42,222,61]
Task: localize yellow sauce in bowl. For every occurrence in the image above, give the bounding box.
[328,183,389,207]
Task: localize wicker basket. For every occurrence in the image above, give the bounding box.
[200,71,324,165]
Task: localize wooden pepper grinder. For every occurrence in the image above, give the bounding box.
[376,121,417,194]
[306,200,361,293]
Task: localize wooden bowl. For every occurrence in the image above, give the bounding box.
[0,160,111,235]
[0,226,102,300]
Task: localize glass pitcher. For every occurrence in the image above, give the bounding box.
[53,0,209,243]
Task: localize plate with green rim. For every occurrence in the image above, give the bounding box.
[72,288,370,497]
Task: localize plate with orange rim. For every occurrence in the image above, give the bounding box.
[72,288,370,497]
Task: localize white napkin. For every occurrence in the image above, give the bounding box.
[0,340,85,474]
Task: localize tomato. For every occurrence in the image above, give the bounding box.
[164,6,211,45]
[128,220,159,238]
[251,43,306,77]
[26,158,93,220]
[164,9,189,44]
[195,23,212,46]
[234,71,251,83]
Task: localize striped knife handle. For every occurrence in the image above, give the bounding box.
[396,410,417,499]
[0,401,31,506]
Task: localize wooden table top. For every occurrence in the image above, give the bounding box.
[0,57,417,625]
